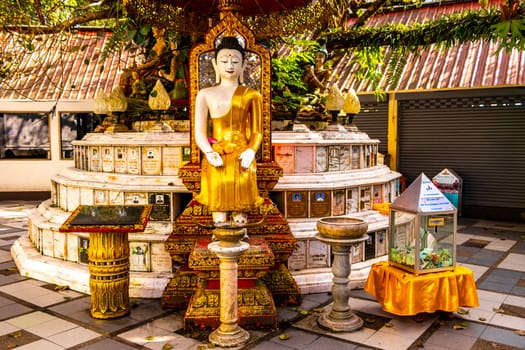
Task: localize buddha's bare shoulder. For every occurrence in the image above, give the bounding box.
[198,85,219,94]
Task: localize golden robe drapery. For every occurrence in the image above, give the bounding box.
[196,85,264,212]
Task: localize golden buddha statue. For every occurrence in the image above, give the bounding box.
[194,36,264,226]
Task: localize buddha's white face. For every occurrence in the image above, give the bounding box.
[215,48,244,81]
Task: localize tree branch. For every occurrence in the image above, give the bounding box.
[351,0,389,29]
[34,0,46,25]
[3,8,115,34]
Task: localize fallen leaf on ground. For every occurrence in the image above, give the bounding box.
[453,322,467,330]
[279,333,290,340]
[456,308,469,315]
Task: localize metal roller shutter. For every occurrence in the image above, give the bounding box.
[353,100,389,155]
[397,89,525,220]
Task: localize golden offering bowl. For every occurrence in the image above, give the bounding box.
[213,227,247,247]
[317,216,368,239]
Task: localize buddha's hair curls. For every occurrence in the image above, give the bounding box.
[215,36,245,59]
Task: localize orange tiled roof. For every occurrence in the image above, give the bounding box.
[0,29,131,100]
[333,0,525,92]
[0,1,523,100]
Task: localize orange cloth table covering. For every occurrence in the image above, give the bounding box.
[364,261,479,316]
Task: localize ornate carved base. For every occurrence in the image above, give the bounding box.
[209,324,250,348]
[184,281,278,330]
[160,270,199,309]
[261,264,301,306]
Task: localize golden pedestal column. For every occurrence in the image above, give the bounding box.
[88,231,131,319]
[59,205,152,319]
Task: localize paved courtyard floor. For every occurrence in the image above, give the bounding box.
[0,200,524,349]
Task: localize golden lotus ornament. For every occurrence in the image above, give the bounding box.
[147,80,173,132]
[343,88,361,115]
[148,80,171,111]
[104,87,129,133]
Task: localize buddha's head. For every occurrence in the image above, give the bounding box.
[213,36,246,84]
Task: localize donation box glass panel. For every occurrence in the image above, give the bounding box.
[388,173,457,275]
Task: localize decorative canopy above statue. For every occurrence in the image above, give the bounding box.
[124,0,331,38]
[161,0,312,16]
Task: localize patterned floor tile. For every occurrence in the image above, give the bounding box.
[0,330,43,349]
[46,326,101,348]
[498,253,525,272]
[480,325,525,348]
[471,339,523,350]
[0,201,524,350]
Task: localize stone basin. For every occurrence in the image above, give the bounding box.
[317,216,368,239]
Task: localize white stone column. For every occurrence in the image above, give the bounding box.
[317,234,368,332]
[208,239,250,347]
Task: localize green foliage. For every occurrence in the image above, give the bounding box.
[270,39,320,114]
[323,5,524,96]
[325,8,513,51]
[354,46,386,100]
[0,0,100,27]
[1,0,524,101]
[102,16,152,58]
[385,46,407,92]
[492,18,525,53]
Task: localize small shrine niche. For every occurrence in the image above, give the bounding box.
[388,173,457,274]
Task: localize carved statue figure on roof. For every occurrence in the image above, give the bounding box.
[159,36,189,101]
[296,46,333,122]
[152,27,167,57]
[302,47,332,94]
[193,36,264,226]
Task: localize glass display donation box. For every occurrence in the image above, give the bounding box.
[389,173,457,274]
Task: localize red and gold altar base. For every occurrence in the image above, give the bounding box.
[162,199,300,329]
[364,261,479,316]
[59,205,153,319]
[183,236,277,329]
